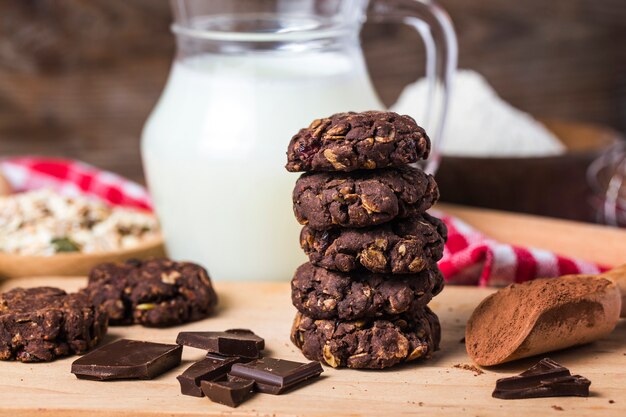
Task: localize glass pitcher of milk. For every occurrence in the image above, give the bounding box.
[142,0,456,281]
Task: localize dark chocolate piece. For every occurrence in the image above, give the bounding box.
[177,355,246,397]
[229,357,323,395]
[176,329,264,358]
[201,378,254,408]
[71,339,182,380]
[493,358,591,399]
[227,374,286,395]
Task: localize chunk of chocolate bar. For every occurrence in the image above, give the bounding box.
[229,357,323,395]
[493,358,591,399]
[177,354,247,397]
[176,329,264,358]
[201,378,255,408]
[71,339,182,381]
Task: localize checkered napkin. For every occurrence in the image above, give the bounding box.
[435,212,606,286]
[0,157,151,210]
[0,157,606,286]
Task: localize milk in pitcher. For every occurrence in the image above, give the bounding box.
[142,50,384,281]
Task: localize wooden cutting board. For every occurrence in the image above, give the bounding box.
[1,206,625,416]
[0,277,624,417]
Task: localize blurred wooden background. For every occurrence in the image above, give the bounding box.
[0,0,625,185]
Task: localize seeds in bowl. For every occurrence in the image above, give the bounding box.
[0,189,160,255]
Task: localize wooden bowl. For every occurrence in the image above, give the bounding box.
[0,237,166,279]
[436,119,622,222]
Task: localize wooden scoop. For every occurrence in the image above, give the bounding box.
[466,265,625,366]
[599,265,626,317]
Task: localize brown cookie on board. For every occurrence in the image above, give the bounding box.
[291,307,440,369]
[293,166,439,230]
[286,111,430,172]
[83,258,218,327]
[0,287,107,362]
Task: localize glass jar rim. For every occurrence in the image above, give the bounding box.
[171,12,357,42]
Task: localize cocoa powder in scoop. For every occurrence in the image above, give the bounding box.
[466,275,621,366]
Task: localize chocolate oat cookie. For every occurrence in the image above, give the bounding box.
[83,258,218,327]
[291,262,444,320]
[293,166,438,230]
[291,307,440,369]
[0,287,107,362]
[300,213,447,274]
[286,111,430,172]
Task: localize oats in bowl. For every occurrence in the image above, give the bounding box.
[0,189,160,256]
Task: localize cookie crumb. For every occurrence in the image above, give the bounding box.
[552,405,564,411]
[609,400,615,404]
[418,402,424,407]
[453,363,484,375]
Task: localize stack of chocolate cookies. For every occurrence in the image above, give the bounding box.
[285,111,446,369]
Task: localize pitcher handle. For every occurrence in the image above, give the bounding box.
[368,0,457,175]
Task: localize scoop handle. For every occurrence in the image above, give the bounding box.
[599,264,626,317]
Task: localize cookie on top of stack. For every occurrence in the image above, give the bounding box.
[285,111,446,369]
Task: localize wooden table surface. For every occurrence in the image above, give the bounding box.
[0,206,625,416]
[440,204,626,267]
[0,279,624,417]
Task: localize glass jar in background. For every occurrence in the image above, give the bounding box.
[588,142,626,227]
[141,0,456,280]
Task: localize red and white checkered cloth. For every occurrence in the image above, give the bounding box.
[0,157,151,211]
[0,157,607,286]
[435,211,606,286]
